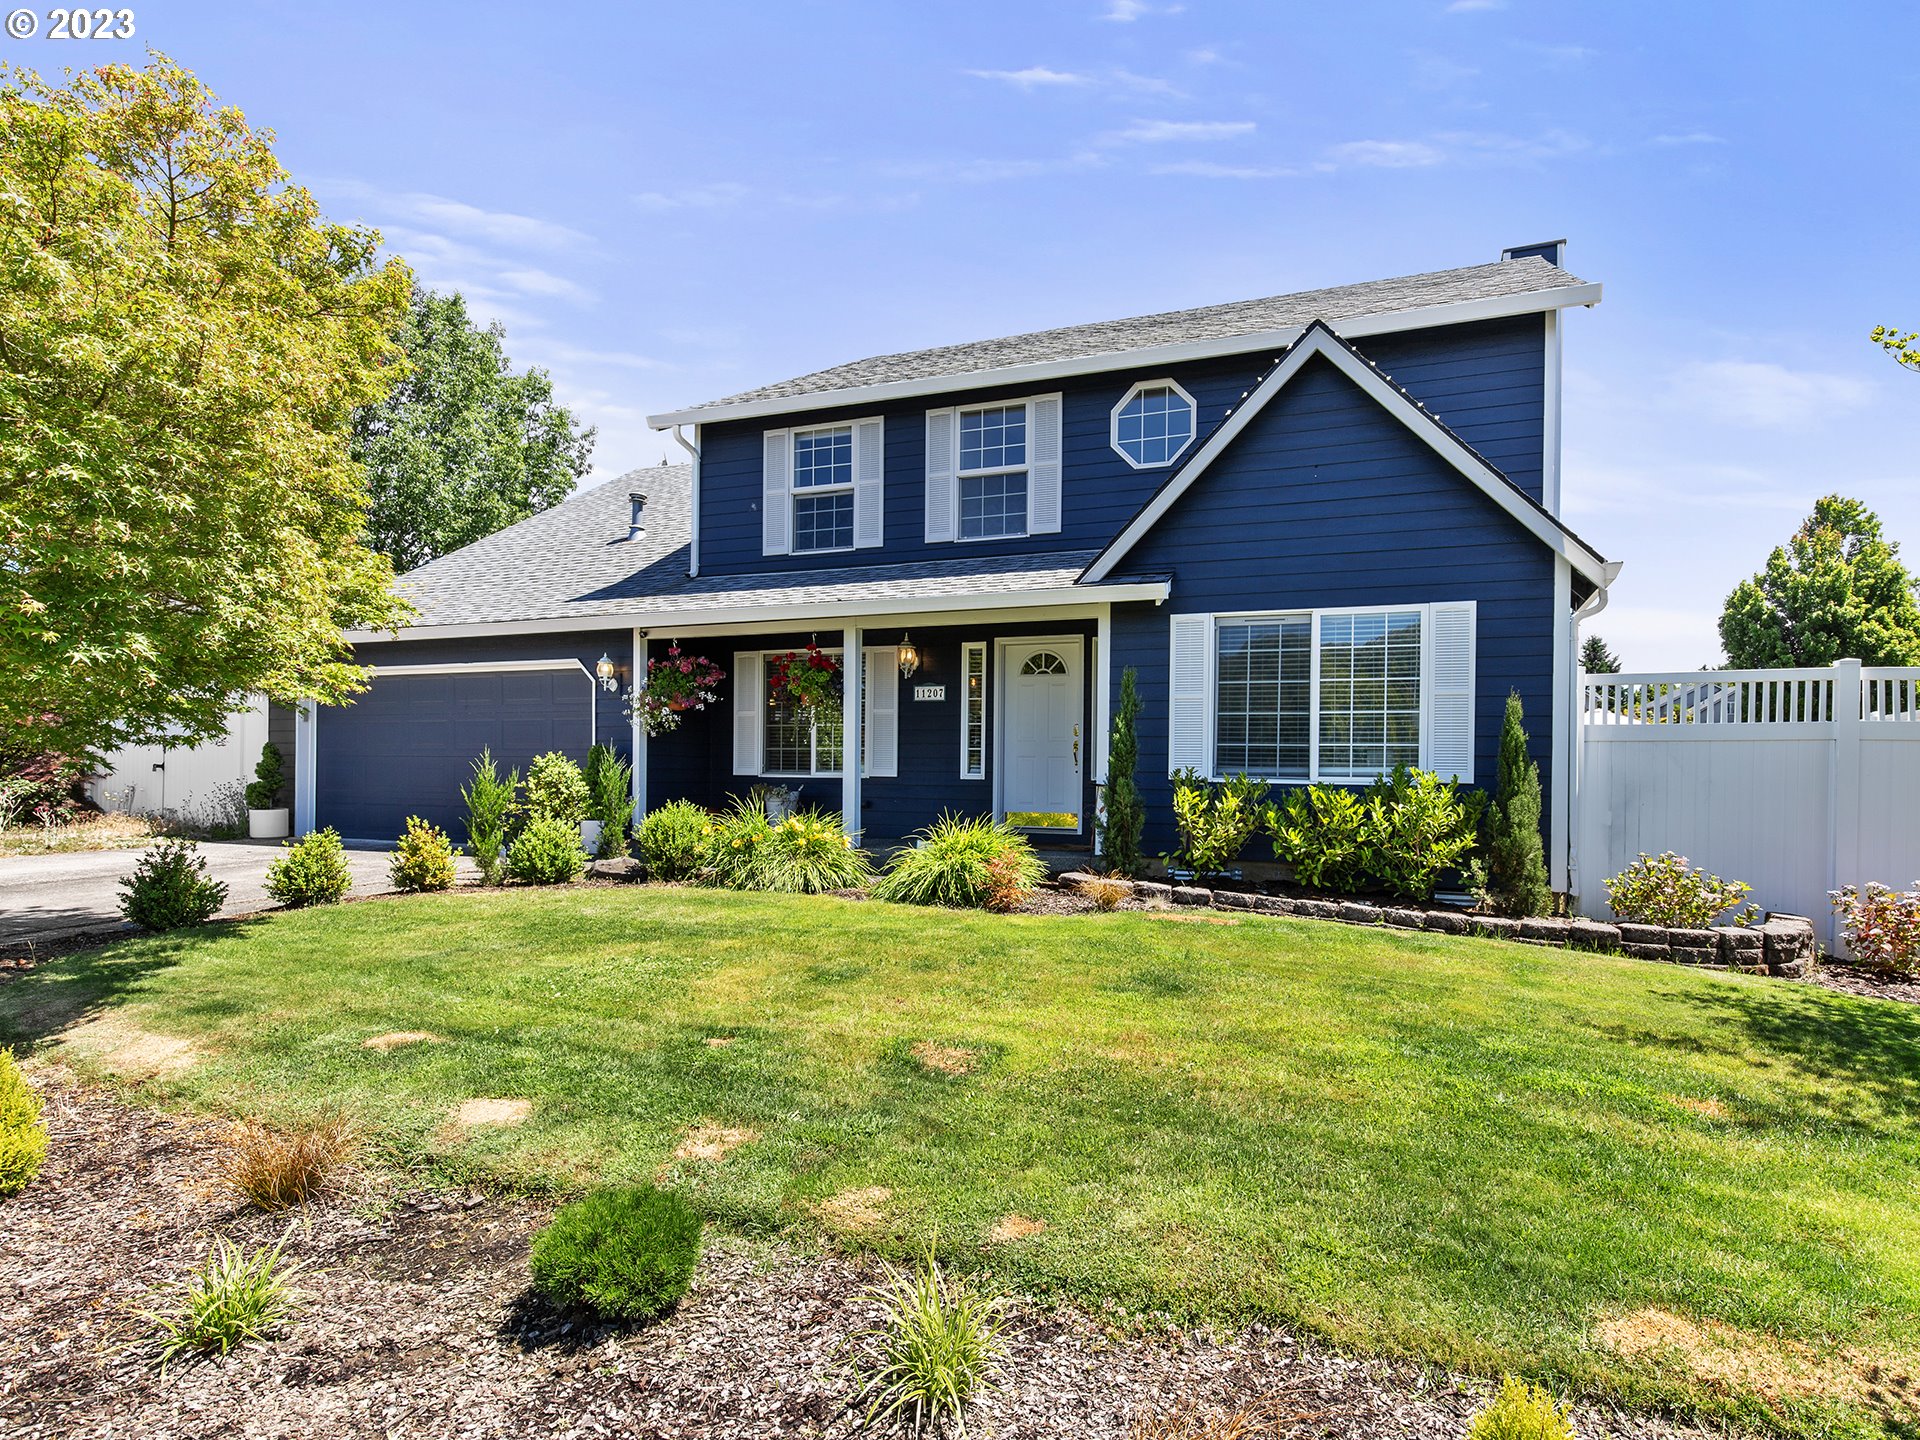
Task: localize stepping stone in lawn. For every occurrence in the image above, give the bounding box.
[449,1098,532,1130]
[361,1031,439,1052]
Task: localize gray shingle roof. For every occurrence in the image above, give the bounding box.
[680,255,1585,413]
[386,467,1149,630]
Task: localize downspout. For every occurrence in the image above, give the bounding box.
[671,423,701,577]
[1566,560,1623,912]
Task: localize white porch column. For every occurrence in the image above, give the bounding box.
[1549,557,1574,895]
[630,627,648,821]
[841,624,862,835]
[293,701,316,836]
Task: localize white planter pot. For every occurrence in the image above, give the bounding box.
[580,819,603,854]
[248,807,290,840]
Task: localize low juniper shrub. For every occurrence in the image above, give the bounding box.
[263,828,353,907]
[0,1048,49,1197]
[528,1184,703,1322]
[506,817,586,885]
[389,816,458,893]
[871,814,1045,909]
[635,799,708,881]
[1463,1374,1576,1440]
[118,838,229,930]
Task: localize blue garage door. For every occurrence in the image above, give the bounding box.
[315,667,593,843]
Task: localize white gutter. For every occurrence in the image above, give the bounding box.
[1564,559,1623,908]
[645,284,1603,430]
[671,423,701,577]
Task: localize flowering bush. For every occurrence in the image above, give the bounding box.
[628,644,725,737]
[1604,851,1758,928]
[1831,882,1920,975]
[769,643,841,717]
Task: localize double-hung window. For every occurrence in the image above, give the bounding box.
[790,425,855,553]
[761,418,884,556]
[1171,602,1476,784]
[731,647,900,780]
[957,405,1029,540]
[924,394,1063,544]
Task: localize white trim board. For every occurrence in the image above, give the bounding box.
[646,283,1603,429]
[344,582,1169,645]
[1079,321,1611,590]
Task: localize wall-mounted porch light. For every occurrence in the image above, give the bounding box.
[595,654,620,692]
[897,633,920,679]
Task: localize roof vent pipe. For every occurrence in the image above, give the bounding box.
[627,492,647,542]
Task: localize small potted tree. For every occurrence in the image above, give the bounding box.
[245,742,289,839]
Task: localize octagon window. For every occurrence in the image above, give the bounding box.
[1111,379,1197,469]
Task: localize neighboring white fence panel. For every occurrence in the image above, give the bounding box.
[87,696,269,821]
[1575,660,1920,951]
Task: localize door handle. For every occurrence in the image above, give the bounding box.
[1072,723,1080,767]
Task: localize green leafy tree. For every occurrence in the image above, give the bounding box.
[1097,667,1146,876]
[0,56,413,760]
[353,287,593,572]
[1871,325,1920,372]
[1579,635,1620,674]
[1480,692,1551,917]
[1718,496,1920,668]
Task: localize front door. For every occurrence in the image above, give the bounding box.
[1002,639,1083,830]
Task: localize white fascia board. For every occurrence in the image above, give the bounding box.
[1080,326,1610,590]
[343,581,1169,645]
[645,284,1604,430]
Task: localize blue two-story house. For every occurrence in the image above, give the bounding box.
[309,242,1617,890]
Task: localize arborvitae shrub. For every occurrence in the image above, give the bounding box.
[1097,667,1146,877]
[1480,692,1551,917]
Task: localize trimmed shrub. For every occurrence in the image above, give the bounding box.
[0,1049,49,1197]
[119,838,229,930]
[1831,881,1920,975]
[145,1230,307,1368]
[244,742,284,812]
[1097,666,1146,877]
[506,817,586,885]
[263,828,353,907]
[526,751,589,828]
[1268,766,1481,902]
[1481,692,1552,917]
[461,748,519,886]
[872,814,1045,909]
[854,1247,1008,1434]
[636,799,708,881]
[221,1113,357,1210]
[1168,769,1268,878]
[1606,852,1758,928]
[584,744,635,858]
[389,816,458,892]
[528,1184,703,1322]
[1463,1374,1576,1440]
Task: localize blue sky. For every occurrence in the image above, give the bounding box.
[13,1,1918,668]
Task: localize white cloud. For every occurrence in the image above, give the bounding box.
[325,180,590,253]
[632,182,753,212]
[496,268,594,303]
[1669,361,1877,430]
[964,65,1091,88]
[1653,131,1726,146]
[1101,0,1150,18]
[1185,47,1223,64]
[1434,128,1590,160]
[1149,159,1311,180]
[1327,139,1445,168]
[1111,118,1255,143]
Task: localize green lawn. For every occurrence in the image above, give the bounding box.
[6,887,1920,1437]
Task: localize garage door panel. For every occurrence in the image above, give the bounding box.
[316,667,594,842]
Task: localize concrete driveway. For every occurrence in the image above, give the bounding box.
[0,840,457,945]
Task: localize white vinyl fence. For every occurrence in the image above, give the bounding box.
[86,695,270,824]
[1576,659,1920,950]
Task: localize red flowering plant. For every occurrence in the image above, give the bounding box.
[626,643,726,737]
[769,643,842,717]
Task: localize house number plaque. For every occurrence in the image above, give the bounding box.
[913,684,945,702]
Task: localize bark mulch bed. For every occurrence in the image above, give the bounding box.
[1,1076,1723,1440]
[1809,959,1920,1005]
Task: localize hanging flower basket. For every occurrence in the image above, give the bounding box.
[626,643,726,737]
[769,643,842,718]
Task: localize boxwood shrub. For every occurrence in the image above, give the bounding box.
[506,817,586,885]
[635,799,708,881]
[263,828,353,907]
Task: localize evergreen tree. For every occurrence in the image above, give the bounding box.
[1481,691,1551,917]
[1098,667,1146,876]
[1579,634,1620,674]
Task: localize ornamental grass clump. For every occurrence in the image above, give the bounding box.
[853,1246,1009,1436]
[698,795,776,889]
[1604,852,1758,928]
[144,1228,307,1370]
[118,837,229,930]
[636,799,709,881]
[871,814,1045,910]
[506,817,586,885]
[1462,1374,1576,1440]
[528,1184,703,1322]
[389,816,458,892]
[1831,880,1920,975]
[0,1048,49,1197]
[220,1112,357,1210]
[263,828,353,907]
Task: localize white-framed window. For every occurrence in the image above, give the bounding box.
[731,647,898,780]
[924,395,1062,543]
[1168,602,1477,784]
[761,418,884,557]
[961,641,987,778]
[1111,378,1197,469]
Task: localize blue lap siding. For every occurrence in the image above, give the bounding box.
[1107,351,1556,854]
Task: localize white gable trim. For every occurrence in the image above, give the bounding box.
[646,283,1603,429]
[1079,322,1610,589]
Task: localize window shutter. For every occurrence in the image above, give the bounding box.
[732,652,764,776]
[762,431,790,557]
[1027,393,1063,535]
[925,408,956,543]
[1426,602,1477,782]
[853,418,885,548]
[1168,613,1213,775]
[862,646,898,777]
